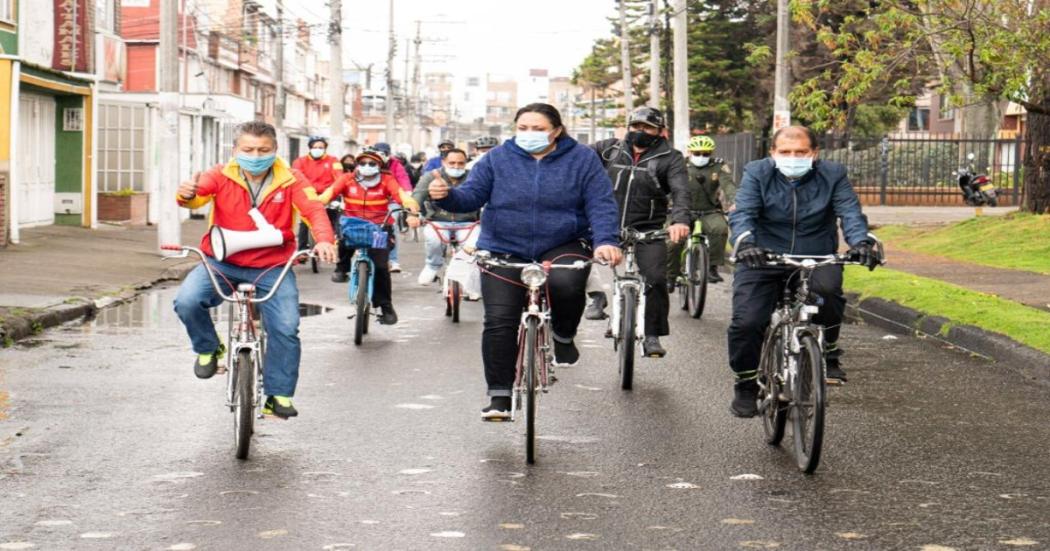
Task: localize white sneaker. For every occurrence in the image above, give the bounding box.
[417,265,439,285]
[389,261,402,273]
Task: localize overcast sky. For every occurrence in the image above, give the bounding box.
[283,0,619,84]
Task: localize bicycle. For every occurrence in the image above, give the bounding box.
[731,232,884,473]
[674,209,720,319]
[340,207,405,346]
[475,250,593,464]
[421,219,480,323]
[161,244,312,460]
[608,228,669,391]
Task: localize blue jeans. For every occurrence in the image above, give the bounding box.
[173,261,302,397]
[423,222,479,270]
[388,202,400,263]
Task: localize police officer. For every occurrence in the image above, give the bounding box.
[585,106,691,358]
[667,135,736,286]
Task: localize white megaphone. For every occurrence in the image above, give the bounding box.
[209,208,284,261]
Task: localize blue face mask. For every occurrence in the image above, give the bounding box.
[445,168,466,179]
[774,156,814,179]
[516,131,552,153]
[237,153,276,175]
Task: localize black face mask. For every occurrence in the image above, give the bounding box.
[627,130,661,149]
[342,163,356,173]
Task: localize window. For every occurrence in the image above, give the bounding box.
[907,108,930,131]
[97,104,148,192]
[467,77,480,87]
[938,95,954,120]
[0,0,12,21]
[95,0,116,32]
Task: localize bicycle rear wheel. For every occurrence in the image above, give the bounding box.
[353,261,370,345]
[618,287,637,390]
[233,350,254,460]
[524,316,539,464]
[450,281,462,323]
[792,334,826,473]
[758,326,787,446]
[687,245,709,319]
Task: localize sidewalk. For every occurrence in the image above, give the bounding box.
[0,220,206,343]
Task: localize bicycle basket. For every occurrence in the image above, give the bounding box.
[340,217,382,249]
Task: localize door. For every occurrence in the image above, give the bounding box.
[18,93,57,227]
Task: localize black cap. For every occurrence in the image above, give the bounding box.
[628,107,665,129]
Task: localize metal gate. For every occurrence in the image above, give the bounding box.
[17,93,57,226]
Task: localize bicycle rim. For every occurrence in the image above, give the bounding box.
[451,281,462,323]
[792,334,826,473]
[234,350,254,460]
[619,287,637,390]
[524,317,538,464]
[688,245,709,319]
[354,261,369,345]
[759,327,787,446]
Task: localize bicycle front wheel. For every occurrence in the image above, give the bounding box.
[687,244,709,319]
[792,334,826,473]
[758,326,787,446]
[353,261,370,345]
[233,350,254,460]
[524,316,539,464]
[618,287,637,390]
[677,251,689,311]
[450,281,462,323]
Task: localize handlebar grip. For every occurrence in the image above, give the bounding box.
[161,244,184,250]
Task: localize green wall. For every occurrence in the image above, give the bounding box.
[54,96,84,225]
[0,0,15,54]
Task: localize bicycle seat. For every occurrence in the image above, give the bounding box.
[237,283,256,293]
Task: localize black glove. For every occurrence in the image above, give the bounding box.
[848,240,880,271]
[735,242,770,269]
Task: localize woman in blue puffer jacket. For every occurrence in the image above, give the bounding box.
[430,103,623,420]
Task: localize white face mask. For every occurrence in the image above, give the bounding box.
[689,155,711,167]
[309,148,325,159]
[357,165,380,178]
[445,167,466,179]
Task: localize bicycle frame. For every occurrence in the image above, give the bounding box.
[610,228,666,342]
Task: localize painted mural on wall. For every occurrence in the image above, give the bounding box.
[54,0,92,72]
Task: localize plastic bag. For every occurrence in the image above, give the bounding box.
[445,249,482,297]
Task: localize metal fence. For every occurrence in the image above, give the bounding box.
[712,132,1028,206]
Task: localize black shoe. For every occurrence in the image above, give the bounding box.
[193,343,225,379]
[666,280,676,294]
[730,380,759,418]
[553,339,580,366]
[708,266,724,283]
[331,271,349,283]
[378,304,399,325]
[263,395,298,419]
[642,336,666,358]
[481,396,511,421]
[825,362,847,384]
[584,292,608,320]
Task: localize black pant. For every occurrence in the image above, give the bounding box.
[727,265,845,380]
[297,223,311,250]
[635,239,670,337]
[480,241,592,396]
[339,233,394,308]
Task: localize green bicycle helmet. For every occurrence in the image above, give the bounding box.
[688,135,716,152]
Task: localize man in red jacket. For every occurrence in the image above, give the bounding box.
[173,121,338,419]
[291,136,342,250]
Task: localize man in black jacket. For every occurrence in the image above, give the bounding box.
[586,107,692,357]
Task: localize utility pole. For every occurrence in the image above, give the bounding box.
[671,0,688,152]
[385,0,396,144]
[772,0,791,131]
[329,0,344,146]
[409,20,422,152]
[648,0,660,107]
[158,0,180,253]
[275,1,285,140]
[618,0,633,115]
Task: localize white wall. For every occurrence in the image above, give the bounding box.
[21,4,54,67]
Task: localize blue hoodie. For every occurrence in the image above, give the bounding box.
[435,134,620,260]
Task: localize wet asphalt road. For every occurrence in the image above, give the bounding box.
[2,241,1049,551]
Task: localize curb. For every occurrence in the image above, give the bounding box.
[846,292,1050,382]
[0,261,197,346]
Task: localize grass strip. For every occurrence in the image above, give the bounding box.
[844,266,1050,355]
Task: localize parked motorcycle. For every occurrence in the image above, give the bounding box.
[956,153,998,207]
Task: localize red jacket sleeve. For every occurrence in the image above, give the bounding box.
[291,175,335,244]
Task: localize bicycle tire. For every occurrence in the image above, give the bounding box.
[450,281,462,323]
[524,316,539,464]
[792,334,826,473]
[687,245,709,319]
[619,287,637,390]
[354,261,369,345]
[233,350,254,460]
[758,326,787,446]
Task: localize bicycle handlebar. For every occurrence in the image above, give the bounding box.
[729,231,887,267]
[162,245,313,304]
[474,251,593,271]
[620,228,669,243]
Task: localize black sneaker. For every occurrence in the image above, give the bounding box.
[825,362,847,384]
[730,380,759,418]
[708,266,724,283]
[193,343,225,379]
[378,304,399,325]
[553,339,580,366]
[642,336,666,358]
[263,395,298,419]
[331,271,349,283]
[481,396,511,421]
[584,292,608,320]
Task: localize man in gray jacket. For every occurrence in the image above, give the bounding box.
[727,126,880,418]
[408,148,480,285]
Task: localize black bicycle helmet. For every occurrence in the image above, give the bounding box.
[628,107,665,129]
[474,136,500,149]
[438,139,455,149]
[307,135,329,148]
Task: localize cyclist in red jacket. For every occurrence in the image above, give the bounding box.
[291,136,342,251]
